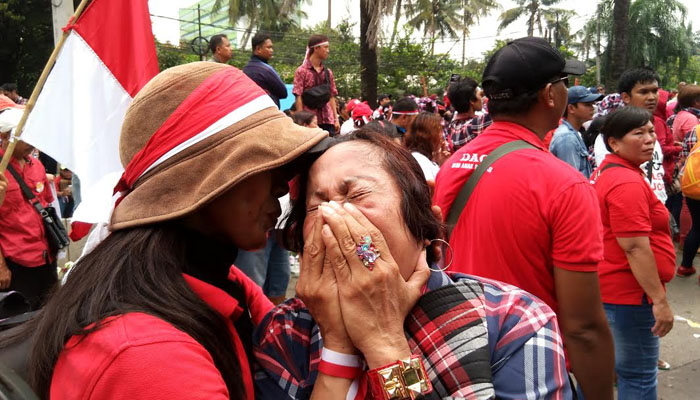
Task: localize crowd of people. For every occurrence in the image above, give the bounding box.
[0,31,697,400]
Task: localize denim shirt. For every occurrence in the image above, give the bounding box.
[550,119,593,178]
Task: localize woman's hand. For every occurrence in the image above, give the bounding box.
[652,298,674,337]
[296,211,356,354]
[319,201,430,368]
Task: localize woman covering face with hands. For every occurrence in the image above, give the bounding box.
[253,130,574,399]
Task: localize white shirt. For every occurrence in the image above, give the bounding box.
[412,152,440,181]
[339,118,355,136]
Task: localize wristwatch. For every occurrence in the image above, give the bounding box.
[367,355,432,399]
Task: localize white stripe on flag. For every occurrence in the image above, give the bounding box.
[22,31,131,224]
[140,95,276,179]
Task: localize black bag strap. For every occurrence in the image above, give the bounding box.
[446,140,536,238]
[322,67,330,87]
[5,165,37,203]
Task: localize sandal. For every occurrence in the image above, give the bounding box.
[658,359,671,370]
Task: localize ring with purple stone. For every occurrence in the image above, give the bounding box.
[356,235,380,271]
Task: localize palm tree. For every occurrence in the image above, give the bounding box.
[498,0,562,37]
[609,0,630,87]
[405,0,464,55]
[542,8,575,48]
[360,0,395,107]
[460,0,499,66]
[212,0,307,49]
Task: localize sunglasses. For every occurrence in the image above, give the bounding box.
[549,76,570,87]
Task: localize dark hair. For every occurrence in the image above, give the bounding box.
[393,97,419,113]
[617,67,660,96]
[406,112,442,160]
[209,34,228,54]
[251,32,271,51]
[307,34,329,55]
[285,130,442,263]
[583,115,606,149]
[602,106,654,152]
[677,84,700,109]
[447,77,479,113]
[485,89,540,117]
[292,110,316,126]
[1,83,17,93]
[15,224,246,398]
[364,120,403,140]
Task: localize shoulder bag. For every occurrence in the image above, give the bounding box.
[5,165,69,252]
[301,68,331,110]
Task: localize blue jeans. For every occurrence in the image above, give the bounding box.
[235,235,290,298]
[604,301,659,400]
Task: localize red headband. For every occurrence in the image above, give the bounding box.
[114,67,271,197]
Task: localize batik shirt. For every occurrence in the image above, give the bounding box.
[252,270,571,399]
[448,113,493,151]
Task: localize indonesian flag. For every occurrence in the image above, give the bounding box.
[21,0,158,234]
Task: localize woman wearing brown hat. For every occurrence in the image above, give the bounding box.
[10,63,416,399]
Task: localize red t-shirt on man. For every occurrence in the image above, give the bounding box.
[0,149,54,267]
[433,121,603,313]
[591,154,676,305]
[50,265,274,400]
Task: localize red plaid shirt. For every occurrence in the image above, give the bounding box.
[253,270,571,399]
[292,60,338,125]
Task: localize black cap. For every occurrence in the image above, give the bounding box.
[378,93,391,101]
[482,37,586,100]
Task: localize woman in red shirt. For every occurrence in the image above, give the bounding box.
[591,106,676,400]
[1,63,417,400]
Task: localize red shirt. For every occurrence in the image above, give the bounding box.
[292,60,338,125]
[591,154,676,305]
[50,265,274,400]
[433,121,603,313]
[0,149,54,267]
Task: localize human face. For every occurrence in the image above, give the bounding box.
[313,43,330,60]
[622,81,659,112]
[0,132,33,158]
[470,88,483,112]
[608,121,656,166]
[569,101,595,123]
[255,39,274,61]
[195,170,288,250]
[216,38,233,63]
[380,98,391,106]
[303,142,423,280]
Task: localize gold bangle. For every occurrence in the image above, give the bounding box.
[368,356,432,399]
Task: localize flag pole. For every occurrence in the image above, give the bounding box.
[0,0,91,174]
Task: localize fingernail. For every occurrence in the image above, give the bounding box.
[328,200,341,210]
[320,205,335,216]
[343,202,357,212]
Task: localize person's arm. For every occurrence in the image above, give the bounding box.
[329,97,340,132]
[267,68,288,100]
[616,236,674,337]
[553,268,614,400]
[0,248,11,290]
[549,183,614,399]
[0,173,7,207]
[294,95,304,113]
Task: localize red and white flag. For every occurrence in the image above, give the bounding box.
[22,0,158,231]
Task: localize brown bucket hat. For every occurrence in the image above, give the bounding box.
[110,62,328,231]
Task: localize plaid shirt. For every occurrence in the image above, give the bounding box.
[292,60,338,125]
[253,270,571,399]
[448,113,493,151]
[678,125,699,172]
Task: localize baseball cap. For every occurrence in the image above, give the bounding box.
[352,102,373,125]
[346,99,361,114]
[482,37,586,100]
[568,86,604,104]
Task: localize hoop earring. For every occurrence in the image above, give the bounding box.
[427,238,453,272]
